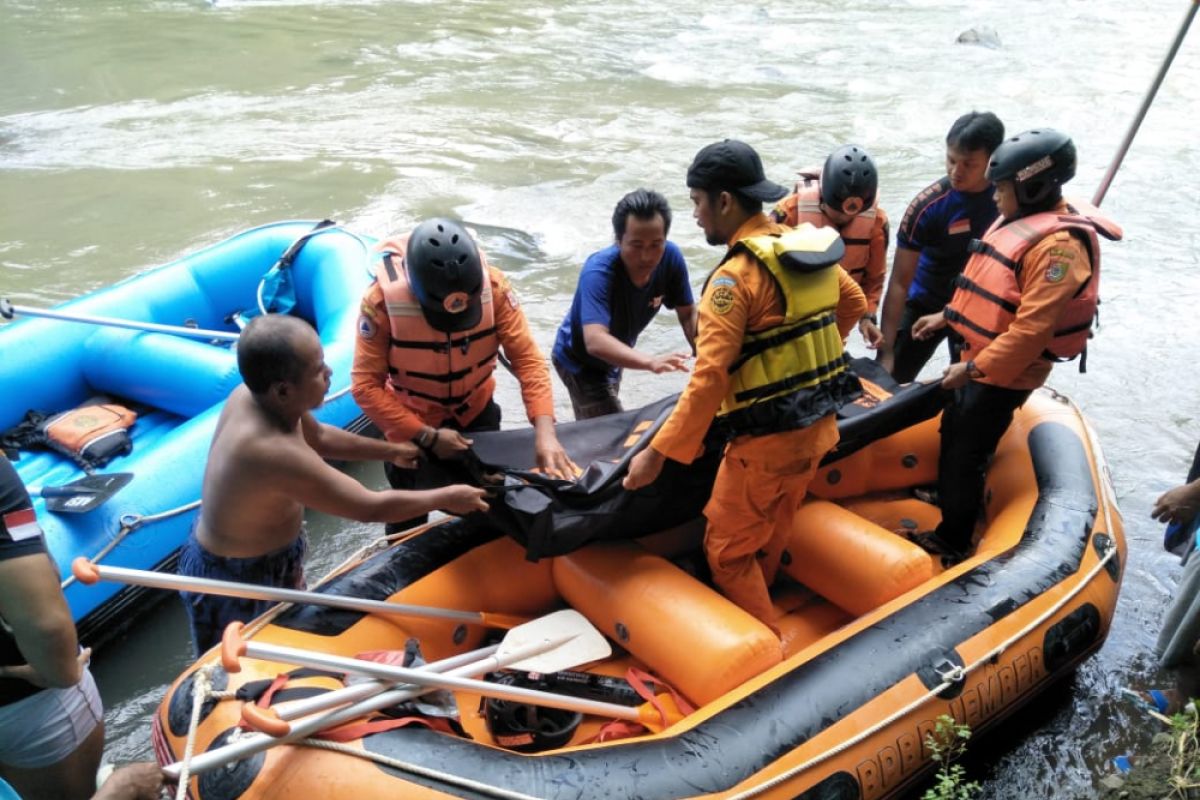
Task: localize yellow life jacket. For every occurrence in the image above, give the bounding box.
[375,236,499,424]
[712,224,862,439]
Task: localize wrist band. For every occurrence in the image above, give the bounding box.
[414,428,435,449]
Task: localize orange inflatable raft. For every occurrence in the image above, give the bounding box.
[152,384,1123,800]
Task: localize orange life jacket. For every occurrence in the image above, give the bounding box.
[1,403,136,470]
[376,236,499,425]
[789,171,880,288]
[944,199,1122,366]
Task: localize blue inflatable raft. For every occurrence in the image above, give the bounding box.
[0,221,374,644]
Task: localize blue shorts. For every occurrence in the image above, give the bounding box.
[178,530,307,655]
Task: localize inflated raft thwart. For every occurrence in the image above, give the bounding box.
[0,221,373,643]
[154,385,1123,800]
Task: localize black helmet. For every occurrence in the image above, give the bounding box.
[986,128,1076,207]
[483,673,583,753]
[405,218,485,333]
[820,144,878,216]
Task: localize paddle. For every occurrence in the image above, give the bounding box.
[221,617,657,725]
[161,611,611,780]
[233,610,607,737]
[0,299,239,343]
[239,643,506,738]
[29,473,133,514]
[71,558,530,629]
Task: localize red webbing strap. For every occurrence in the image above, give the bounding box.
[237,673,291,731]
[588,667,694,743]
[314,715,455,743]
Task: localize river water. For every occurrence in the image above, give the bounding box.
[2,0,1199,796]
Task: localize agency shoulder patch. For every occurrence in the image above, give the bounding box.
[711,275,737,289]
[357,314,378,339]
[709,286,736,315]
[1045,262,1068,283]
[1048,247,1076,260]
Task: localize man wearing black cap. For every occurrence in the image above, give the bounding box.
[352,218,577,532]
[625,140,867,634]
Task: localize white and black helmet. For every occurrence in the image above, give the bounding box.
[986,128,1076,207]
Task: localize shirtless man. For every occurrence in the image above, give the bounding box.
[179,314,487,654]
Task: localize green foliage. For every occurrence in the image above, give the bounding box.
[1166,701,1199,798]
[922,715,982,800]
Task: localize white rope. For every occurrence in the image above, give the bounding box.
[1060,391,1118,543]
[725,540,1118,799]
[175,664,216,800]
[295,738,545,800]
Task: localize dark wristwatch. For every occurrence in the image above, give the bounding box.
[965,359,984,379]
[861,313,878,325]
[413,427,436,450]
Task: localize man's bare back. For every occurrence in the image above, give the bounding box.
[196,385,310,558]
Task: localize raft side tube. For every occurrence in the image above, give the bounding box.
[782,500,934,616]
[553,541,782,706]
[82,328,240,419]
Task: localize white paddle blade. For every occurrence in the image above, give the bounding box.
[498,609,611,673]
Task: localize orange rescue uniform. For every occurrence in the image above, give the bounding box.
[650,214,867,630]
[352,242,555,443]
[954,200,1096,390]
[772,177,890,315]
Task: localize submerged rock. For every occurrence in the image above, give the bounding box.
[956,26,1002,49]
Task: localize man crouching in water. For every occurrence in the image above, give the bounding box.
[179,314,488,655]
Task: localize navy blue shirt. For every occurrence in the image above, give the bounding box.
[896,177,1000,308]
[552,242,693,380]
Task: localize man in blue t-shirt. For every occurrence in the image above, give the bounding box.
[878,111,1005,383]
[552,189,697,419]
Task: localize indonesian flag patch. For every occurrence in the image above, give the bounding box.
[948,218,971,236]
[1,507,42,542]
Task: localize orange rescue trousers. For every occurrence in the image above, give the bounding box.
[702,416,840,635]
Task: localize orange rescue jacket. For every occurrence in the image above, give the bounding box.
[376,236,499,422]
[944,199,1122,365]
[776,172,882,288]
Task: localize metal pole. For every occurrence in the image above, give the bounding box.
[75,559,491,624]
[0,298,239,342]
[1093,0,1198,206]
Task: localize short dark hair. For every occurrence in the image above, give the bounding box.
[237,314,310,394]
[707,188,763,216]
[612,189,672,240]
[946,111,1005,154]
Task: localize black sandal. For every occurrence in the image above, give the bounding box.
[908,531,970,566]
